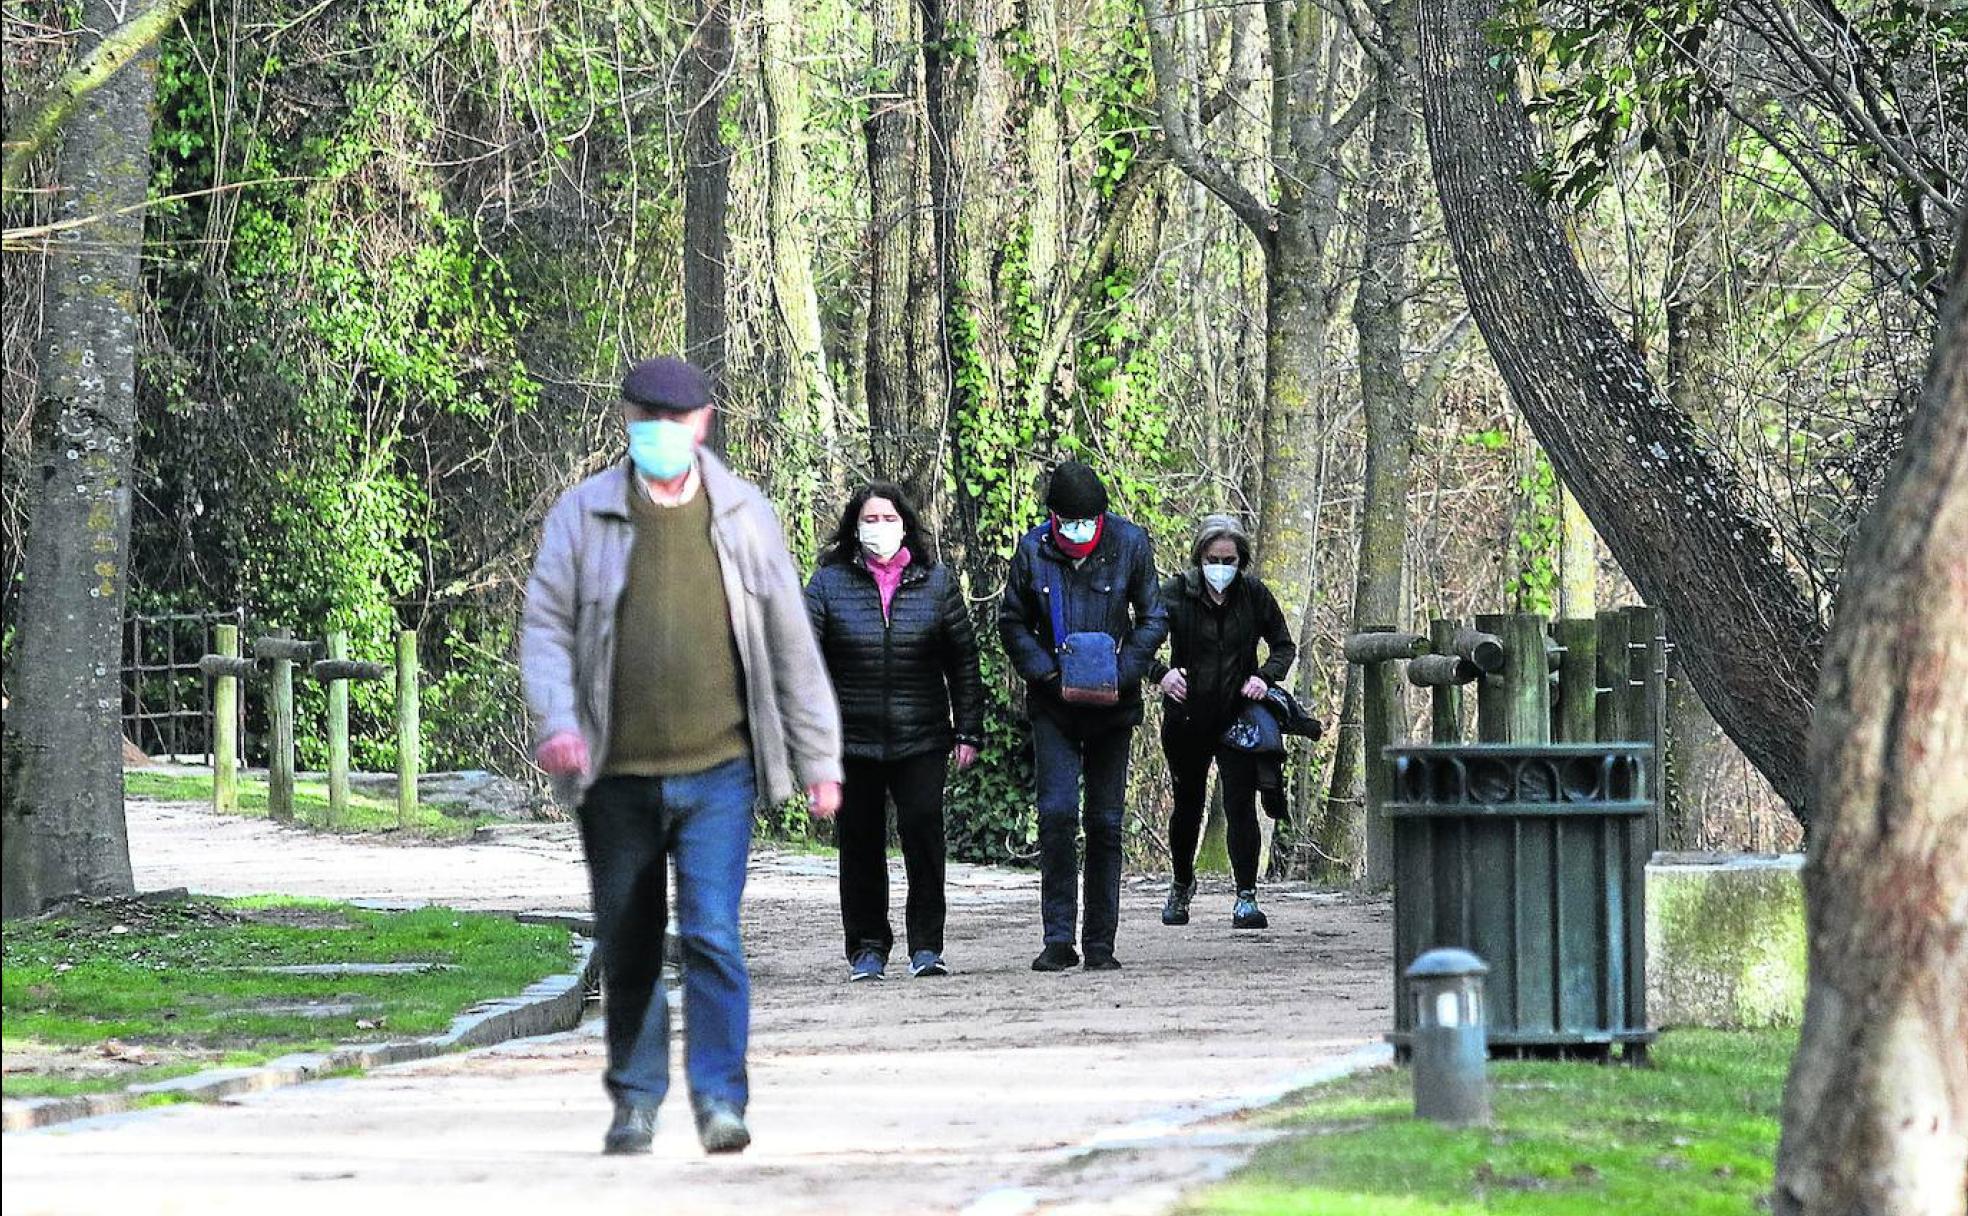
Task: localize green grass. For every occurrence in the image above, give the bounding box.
[124,769,491,840]
[1181,1030,1795,1216]
[2,896,574,1098]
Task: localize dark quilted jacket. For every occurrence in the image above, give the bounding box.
[1150,568,1297,733]
[804,556,987,761]
[996,514,1170,728]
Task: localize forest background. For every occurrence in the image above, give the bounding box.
[3,0,1956,876]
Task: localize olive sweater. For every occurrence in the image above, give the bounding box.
[603,482,749,776]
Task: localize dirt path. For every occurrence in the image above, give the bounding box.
[3,797,1392,1215]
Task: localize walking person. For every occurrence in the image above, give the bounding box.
[998,461,1168,971]
[805,483,986,982]
[521,356,844,1156]
[1151,514,1296,929]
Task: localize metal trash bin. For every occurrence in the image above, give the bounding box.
[1385,742,1656,1060]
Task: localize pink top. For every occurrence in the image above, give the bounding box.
[867,546,913,622]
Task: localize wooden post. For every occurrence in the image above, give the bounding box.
[1553,618,1597,743]
[267,627,296,824]
[325,631,351,829]
[1623,605,1667,840]
[212,623,239,813]
[1430,618,1461,743]
[396,629,419,828]
[1359,625,1402,889]
[1474,612,1511,742]
[1503,613,1551,743]
[1594,609,1630,742]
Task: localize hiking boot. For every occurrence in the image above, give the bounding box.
[1030,943,1080,971]
[695,1101,751,1154]
[1161,878,1197,926]
[849,948,886,982]
[602,1102,658,1155]
[1232,889,1269,930]
[1082,951,1122,972]
[908,949,950,977]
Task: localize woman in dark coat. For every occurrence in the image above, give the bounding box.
[1151,514,1297,930]
[805,482,986,981]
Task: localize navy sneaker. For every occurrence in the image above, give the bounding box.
[1161,879,1196,926]
[849,948,886,981]
[908,949,949,977]
[603,1102,657,1155]
[1030,943,1080,971]
[1232,890,1269,930]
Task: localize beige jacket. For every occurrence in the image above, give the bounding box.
[520,452,843,805]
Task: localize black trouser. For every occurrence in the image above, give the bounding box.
[1162,720,1262,891]
[837,751,948,961]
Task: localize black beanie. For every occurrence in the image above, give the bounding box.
[1045,460,1109,518]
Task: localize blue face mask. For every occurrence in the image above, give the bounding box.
[1202,561,1238,593]
[1057,517,1100,545]
[626,417,697,481]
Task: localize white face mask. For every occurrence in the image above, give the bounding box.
[1056,517,1100,545]
[1202,561,1238,593]
[858,520,906,560]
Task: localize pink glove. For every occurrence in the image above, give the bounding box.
[536,731,590,777]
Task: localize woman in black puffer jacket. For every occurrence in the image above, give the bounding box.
[1150,513,1297,931]
[805,482,986,982]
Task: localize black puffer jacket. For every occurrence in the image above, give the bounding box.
[1151,569,1297,733]
[805,555,986,761]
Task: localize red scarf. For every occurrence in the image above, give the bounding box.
[1049,512,1105,560]
[866,545,913,622]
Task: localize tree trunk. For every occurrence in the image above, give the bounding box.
[864,0,937,502]
[0,0,154,919]
[1774,221,1967,1216]
[1416,0,1824,817]
[1655,87,1739,844]
[924,0,1014,560]
[1557,484,1596,618]
[1320,0,1420,883]
[758,0,842,505]
[683,0,733,448]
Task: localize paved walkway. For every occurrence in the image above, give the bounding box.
[2,796,1391,1215]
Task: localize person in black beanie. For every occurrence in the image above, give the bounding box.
[997,460,1168,971]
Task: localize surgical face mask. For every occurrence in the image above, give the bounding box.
[1202,560,1239,593]
[858,520,906,561]
[1056,517,1100,546]
[626,417,697,481]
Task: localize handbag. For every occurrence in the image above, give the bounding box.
[1045,561,1121,706]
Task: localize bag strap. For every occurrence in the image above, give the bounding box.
[1043,557,1067,651]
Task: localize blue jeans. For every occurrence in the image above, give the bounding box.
[1031,711,1133,955]
[578,758,755,1112]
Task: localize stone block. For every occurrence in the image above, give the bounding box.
[1646,853,1806,1029]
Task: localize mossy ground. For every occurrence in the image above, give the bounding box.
[3,896,572,1098]
[1181,1029,1794,1216]
[125,769,491,840]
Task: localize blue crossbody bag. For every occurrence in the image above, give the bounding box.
[1045,562,1121,706]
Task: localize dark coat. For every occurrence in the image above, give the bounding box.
[805,555,986,762]
[997,515,1170,728]
[1151,568,1297,734]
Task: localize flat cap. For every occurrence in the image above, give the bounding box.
[621,356,713,412]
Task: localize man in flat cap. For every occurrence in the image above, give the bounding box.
[998,459,1167,972]
[522,356,843,1155]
